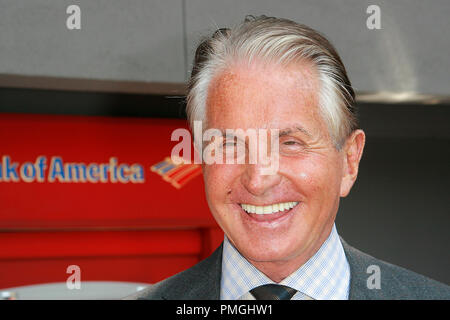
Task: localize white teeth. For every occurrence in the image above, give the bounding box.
[240,201,299,215]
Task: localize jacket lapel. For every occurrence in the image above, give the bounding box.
[161,243,223,300]
[340,238,388,299]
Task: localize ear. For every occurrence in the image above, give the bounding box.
[340,129,366,197]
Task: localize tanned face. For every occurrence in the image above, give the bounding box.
[202,60,365,281]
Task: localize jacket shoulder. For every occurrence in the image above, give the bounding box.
[124,244,223,300]
[342,239,450,300]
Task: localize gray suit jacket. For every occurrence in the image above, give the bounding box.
[126,238,450,300]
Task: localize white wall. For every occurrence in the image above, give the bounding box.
[0,0,449,95]
[0,0,186,82]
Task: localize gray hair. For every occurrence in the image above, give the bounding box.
[186,15,359,149]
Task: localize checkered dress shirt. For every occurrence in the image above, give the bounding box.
[220,224,350,300]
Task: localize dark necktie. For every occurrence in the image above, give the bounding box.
[250,284,297,300]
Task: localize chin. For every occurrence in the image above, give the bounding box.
[235,236,300,263]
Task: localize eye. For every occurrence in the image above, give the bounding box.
[223,141,237,147]
[283,140,299,146]
[279,137,307,156]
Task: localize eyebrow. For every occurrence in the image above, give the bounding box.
[279,125,312,138]
[215,125,312,138]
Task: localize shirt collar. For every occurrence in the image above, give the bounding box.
[220,224,350,300]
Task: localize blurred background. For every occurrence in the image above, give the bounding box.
[0,0,448,299]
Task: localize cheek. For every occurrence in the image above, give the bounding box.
[203,164,237,203]
[203,164,242,237]
[280,156,342,199]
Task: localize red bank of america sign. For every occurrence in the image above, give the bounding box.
[0,156,145,183]
[0,114,212,230]
[0,155,200,187]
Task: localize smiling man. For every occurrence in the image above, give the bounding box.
[130,15,450,300]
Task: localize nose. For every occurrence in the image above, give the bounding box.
[240,163,281,196]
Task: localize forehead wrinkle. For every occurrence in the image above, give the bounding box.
[206,60,321,132]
